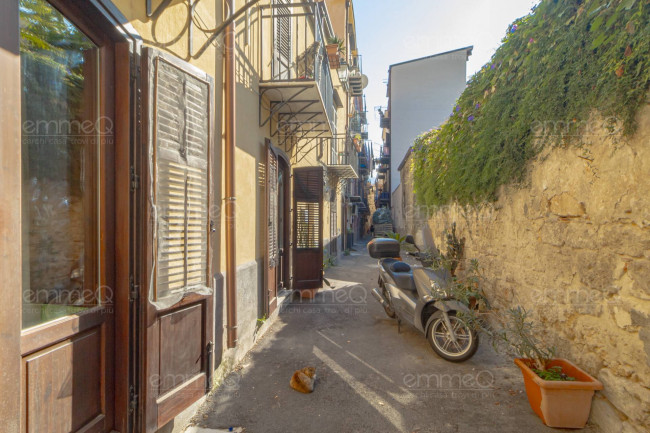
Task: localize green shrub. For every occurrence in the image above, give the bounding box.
[412,0,650,207]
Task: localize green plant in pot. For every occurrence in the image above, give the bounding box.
[443,251,600,429]
[326,35,344,68]
[458,290,603,428]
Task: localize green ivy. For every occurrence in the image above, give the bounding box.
[412,0,650,207]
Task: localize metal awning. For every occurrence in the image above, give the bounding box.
[327,164,358,180]
[260,82,334,145]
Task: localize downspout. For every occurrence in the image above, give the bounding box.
[344,0,350,251]
[225,0,237,348]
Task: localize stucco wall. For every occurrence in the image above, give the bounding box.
[401,107,650,432]
[389,50,468,193]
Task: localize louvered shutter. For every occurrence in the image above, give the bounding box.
[152,56,211,301]
[274,0,291,78]
[267,146,279,266]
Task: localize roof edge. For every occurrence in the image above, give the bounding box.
[389,46,473,70]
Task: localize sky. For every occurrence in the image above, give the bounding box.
[353,0,540,153]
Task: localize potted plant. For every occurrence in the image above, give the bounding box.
[326,36,344,69]
[444,249,602,429]
[460,297,603,428]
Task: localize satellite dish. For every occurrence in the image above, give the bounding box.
[361,74,369,89]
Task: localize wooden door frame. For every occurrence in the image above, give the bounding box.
[0,1,23,430]
[18,0,118,431]
[265,141,279,315]
[279,155,291,292]
[0,1,141,432]
[265,141,291,313]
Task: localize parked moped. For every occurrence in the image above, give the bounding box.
[368,236,479,362]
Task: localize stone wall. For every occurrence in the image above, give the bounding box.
[401,106,650,432]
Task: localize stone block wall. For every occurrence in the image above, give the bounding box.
[401,107,650,432]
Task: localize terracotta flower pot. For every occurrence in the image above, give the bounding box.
[326,44,340,69]
[514,358,603,428]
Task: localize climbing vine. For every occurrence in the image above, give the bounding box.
[412,0,650,207]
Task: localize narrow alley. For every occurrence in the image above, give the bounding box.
[190,239,599,433]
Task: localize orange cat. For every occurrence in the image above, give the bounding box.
[289,367,316,393]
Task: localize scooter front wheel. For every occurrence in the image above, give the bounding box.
[427,311,478,362]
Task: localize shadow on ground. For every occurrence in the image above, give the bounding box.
[191,239,600,433]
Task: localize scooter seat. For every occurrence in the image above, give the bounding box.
[381,260,415,291]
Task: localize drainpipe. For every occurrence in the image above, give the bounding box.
[343,0,350,251]
[225,0,237,348]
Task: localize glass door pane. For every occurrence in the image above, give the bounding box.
[20,0,100,329]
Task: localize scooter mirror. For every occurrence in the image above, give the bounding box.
[405,235,415,245]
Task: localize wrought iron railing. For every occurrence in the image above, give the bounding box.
[260,2,336,130]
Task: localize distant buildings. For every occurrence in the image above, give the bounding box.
[377,46,472,216]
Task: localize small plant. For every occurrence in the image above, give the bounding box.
[425,222,466,276]
[491,306,557,372]
[385,231,407,244]
[451,261,572,380]
[326,35,345,55]
[323,253,336,270]
[343,249,350,256]
[534,366,575,382]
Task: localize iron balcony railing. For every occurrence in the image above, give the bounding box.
[326,136,359,178]
[260,2,336,132]
[349,112,368,135]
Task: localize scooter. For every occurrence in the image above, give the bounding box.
[367,236,479,362]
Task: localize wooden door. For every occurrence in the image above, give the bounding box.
[292,167,324,290]
[140,47,215,433]
[278,157,291,291]
[17,1,118,431]
[266,143,280,314]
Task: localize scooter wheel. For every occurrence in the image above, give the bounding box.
[427,311,478,362]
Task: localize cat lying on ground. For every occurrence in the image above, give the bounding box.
[290,367,316,393]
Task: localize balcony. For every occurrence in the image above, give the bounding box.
[349,112,368,135]
[326,136,358,182]
[259,2,336,144]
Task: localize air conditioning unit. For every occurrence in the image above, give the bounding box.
[348,72,367,97]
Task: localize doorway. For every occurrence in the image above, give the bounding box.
[18,0,117,431]
[266,143,291,314]
[292,166,324,290]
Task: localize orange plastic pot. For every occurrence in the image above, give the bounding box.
[515,358,603,428]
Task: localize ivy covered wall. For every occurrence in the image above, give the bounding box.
[411,0,649,207]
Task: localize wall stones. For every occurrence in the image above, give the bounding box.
[400,107,650,432]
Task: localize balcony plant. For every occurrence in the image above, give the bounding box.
[326,36,344,69]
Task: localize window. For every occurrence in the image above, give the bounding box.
[20,0,101,329]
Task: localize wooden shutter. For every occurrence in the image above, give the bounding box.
[154,56,210,300]
[293,167,324,290]
[274,0,291,77]
[266,143,279,314]
[267,146,279,266]
[141,47,214,433]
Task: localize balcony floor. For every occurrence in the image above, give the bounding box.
[260,81,333,140]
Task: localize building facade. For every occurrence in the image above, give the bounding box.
[0,0,368,432]
[383,47,472,201]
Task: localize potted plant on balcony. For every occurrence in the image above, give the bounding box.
[326,36,344,69]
